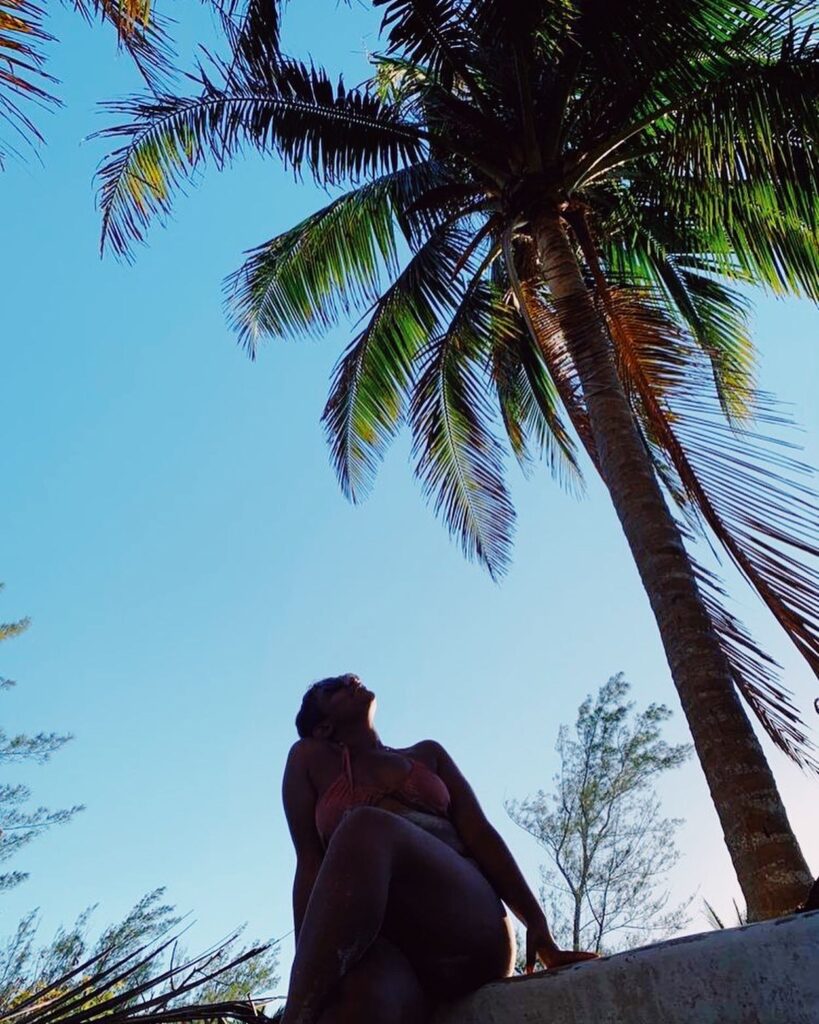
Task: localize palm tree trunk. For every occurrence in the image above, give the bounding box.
[534,214,812,920]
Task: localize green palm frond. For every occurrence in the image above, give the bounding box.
[410,280,516,578]
[504,249,599,468]
[225,161,449,353]
[97,59,424,257]
[322,225,469,500]
[492,319,583,491]
[598,202,758,421]
[225,177,402,354]
[672,272,756,419]
[654,176,819,302]
[589,32,819,308]
[567,0,775,146]
[572,11,819,202]
[718,189,819,301]
[488,268,584,489]
[665,28,819,215]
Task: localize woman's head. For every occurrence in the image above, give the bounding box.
[295,673,375,740]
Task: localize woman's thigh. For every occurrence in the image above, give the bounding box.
[317,938,429,1024]
[327,807,515,996]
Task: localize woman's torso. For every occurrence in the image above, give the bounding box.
[306,740,469,854]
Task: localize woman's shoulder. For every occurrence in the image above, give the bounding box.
[286,737,340,776]
[402,738,448,769]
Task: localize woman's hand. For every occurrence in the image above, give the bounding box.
[525,917,599,973]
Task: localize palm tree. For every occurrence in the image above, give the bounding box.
[0,0,175,162]
[95,0,819,919]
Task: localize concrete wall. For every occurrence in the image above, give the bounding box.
[433,910,819,1024]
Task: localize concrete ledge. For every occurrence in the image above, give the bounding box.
[433,910,819,1024]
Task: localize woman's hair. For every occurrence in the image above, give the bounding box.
[295,679,335,739]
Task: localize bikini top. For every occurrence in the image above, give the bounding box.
[314,744,451,844]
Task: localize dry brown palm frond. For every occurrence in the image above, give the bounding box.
[72,1,173,89]
[71,1,152,38]
[0,0,172,160]
[0,930,276,1024]
[0,1,55,155]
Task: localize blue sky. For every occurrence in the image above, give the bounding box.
[1,0,817,989]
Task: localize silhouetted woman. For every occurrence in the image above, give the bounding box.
[281,673,596,1024]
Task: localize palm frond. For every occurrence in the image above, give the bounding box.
[322,225,470,501]
[0,930,274,1024]
[656,266,757,423]
[73,0,152,34]
[665,27,819,225]
[594,29,819,306]
[71,1,175,91]
[0,0,175,161]
[465,0,577,55]
[503,243,600,469]
[213,0,281,78]
[489,277,584,489]
[0,1,55,158]
[410,280,516,578]
[598,199,758,421]
[97,60,423,257]
[717,187,819,302]
[224,161,451,353]
[586,275,819,766]
[638,168,819,304]
[226,177,401,354]
[568,0,773,146]
[374,0,477,86]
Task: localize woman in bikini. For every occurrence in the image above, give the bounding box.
[281,673,596,1024]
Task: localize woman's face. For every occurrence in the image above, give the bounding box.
[314,673,375,731]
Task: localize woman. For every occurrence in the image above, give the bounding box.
[281,673,596,1024]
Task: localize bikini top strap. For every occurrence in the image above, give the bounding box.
[340,743,354,789]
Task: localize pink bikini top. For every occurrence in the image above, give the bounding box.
[315,745,451,844]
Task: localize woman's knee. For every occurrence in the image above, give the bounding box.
[327,805,402,852]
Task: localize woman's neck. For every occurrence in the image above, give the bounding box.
[332,724,383,752]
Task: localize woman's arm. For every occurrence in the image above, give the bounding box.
[282,740,325,940]
[428,740,597,970]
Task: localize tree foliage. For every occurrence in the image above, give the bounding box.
[0,590,82,894]
[92,0,819,769]
[508,674,692,953]
[0,586,280,1024]
[0,889,281,1024]
[0,0,180,162]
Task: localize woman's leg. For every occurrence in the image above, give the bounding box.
[282,807,513,1024]
[316,939,429,1024]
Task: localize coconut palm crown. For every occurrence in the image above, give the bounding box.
[96,0,819,918]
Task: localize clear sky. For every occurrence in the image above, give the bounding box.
[1,0,817,991]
